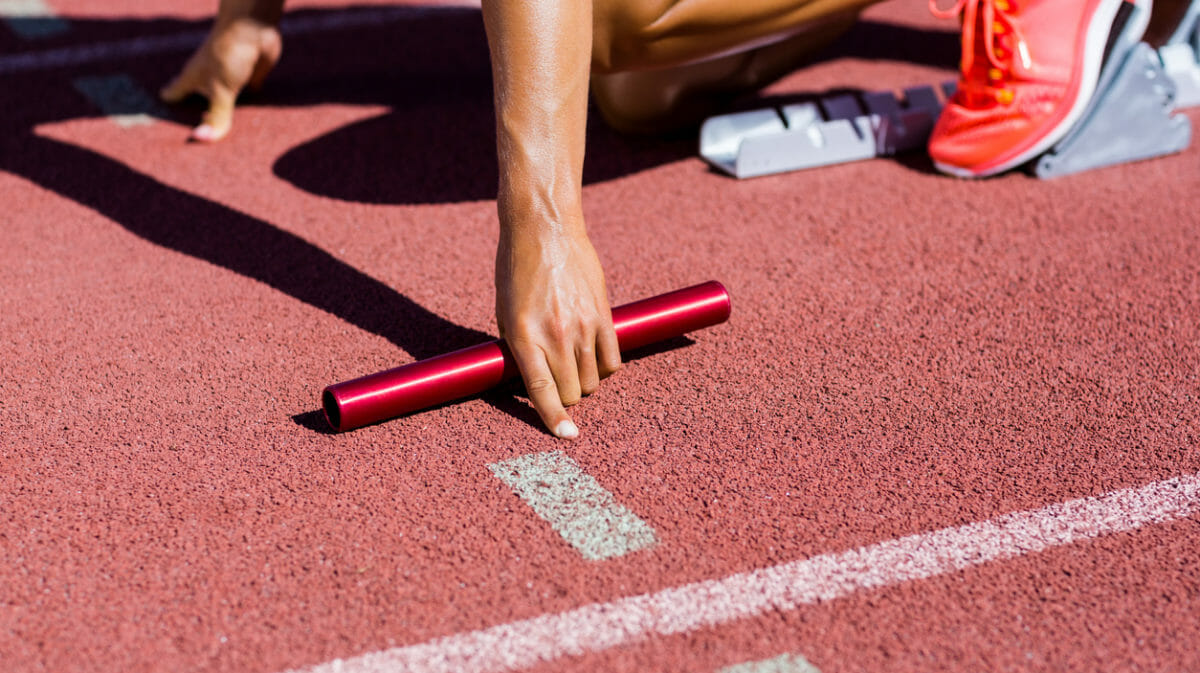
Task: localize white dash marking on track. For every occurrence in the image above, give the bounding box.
[0,0,68,40]
[280,471,1200,673]
[720,652,821,673]
[71,73,164,127]
[489,451,657,561]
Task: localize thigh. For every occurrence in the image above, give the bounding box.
[591,10,858,133]
[592,0,876,72]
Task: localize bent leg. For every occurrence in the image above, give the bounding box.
[591,0,881,133]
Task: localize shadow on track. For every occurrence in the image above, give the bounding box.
[0,5,955,432]
[3,133,493,362]
[268,11,958,203]
[288,335,696,436]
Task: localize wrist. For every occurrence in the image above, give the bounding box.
[497,190,586,240]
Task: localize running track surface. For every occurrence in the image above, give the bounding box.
[2,1,1199,672]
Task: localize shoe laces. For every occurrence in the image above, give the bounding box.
[930,0,1031,105]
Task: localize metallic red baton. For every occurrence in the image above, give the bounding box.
[322,280,731,431]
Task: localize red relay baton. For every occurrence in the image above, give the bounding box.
[322,280,732,431]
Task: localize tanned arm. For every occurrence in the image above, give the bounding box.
[482,0,621,439]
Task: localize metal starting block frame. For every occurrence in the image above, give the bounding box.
[699,82,954,179]
[700,2,1200,179]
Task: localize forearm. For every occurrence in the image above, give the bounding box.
[481,0,593,241]
[216,0,285,26]
[481,1,617,439]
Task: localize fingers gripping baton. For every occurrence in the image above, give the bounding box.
[322,281,732,431]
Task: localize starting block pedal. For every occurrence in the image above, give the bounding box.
[1160,0,1200,106]
[1034,0,1194,177]
[1033,42,1192,177]
[701,1,1200,180]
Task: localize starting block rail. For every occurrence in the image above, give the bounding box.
[699,82,954,179]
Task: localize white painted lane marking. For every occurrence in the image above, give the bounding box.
[489,451,657,561]
[281,471,1200,673]
[720,653,821,673]
[72,73,165,127]
[0,5,476,75]
[0,0,69,40]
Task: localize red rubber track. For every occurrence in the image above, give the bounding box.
[2,1,1198,672]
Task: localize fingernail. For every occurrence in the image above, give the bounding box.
[554,420,579,439]
[190,124,218,142]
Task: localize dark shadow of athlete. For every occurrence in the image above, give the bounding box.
[0,5,955,431]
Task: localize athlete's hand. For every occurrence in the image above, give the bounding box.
[160,16,281,142]
[496,226,621,439]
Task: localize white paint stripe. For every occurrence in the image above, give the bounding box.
[72,73,165,127]
[0,0,69,40]
[489,451,657,561]
[0,5,475,75]
[720,653,821,673]
[281,472,1200,673]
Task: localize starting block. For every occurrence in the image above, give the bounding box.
[1035,0,1194,177]
[699,82,954,179]
[700,2,1200,179]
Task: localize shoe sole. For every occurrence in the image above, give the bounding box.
[935,0,1150,178]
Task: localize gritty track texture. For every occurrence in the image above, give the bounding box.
[2,1,1199,672]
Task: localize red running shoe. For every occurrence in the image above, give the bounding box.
[928,0,1151,177]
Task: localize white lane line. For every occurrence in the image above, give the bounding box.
[0,4,475,75]
[72,73,165,127]
[281,471,1200,673]
[488,451,657,561]
[0,0,69,40]
[720,653,821,673]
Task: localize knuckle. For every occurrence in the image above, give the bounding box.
[600,355,622,378]
[546,319,570,342]
[525,377,558,396]
[579,378,599,396]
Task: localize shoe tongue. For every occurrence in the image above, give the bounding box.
[954,3,1006,109]
[953,82,997,108]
